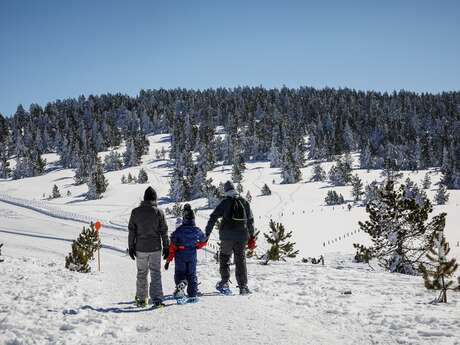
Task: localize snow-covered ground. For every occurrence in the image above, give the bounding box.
[1,134,460,345]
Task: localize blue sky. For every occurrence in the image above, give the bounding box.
[1,0,459,117]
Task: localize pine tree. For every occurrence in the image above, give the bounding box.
[127,173,133,183]
[65,223,101,273]
[104,150,123,171]
[52,184,61,199]
[350,174,364,202]
[363,181,380,205]
[121,174,127,184]
[245,190,252,203]
[355,180,437,274]
[422,173,431,190]
[435,184,450,205]
[311,164,326,182]
[261,183,271,196]
[420,215,460,303]
[325,190,345,205]
[123,138,139,167]
[86,156,108,200]
[138,168,148,184]
[264,220,299,262]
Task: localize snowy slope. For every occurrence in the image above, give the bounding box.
[1,134,460,345]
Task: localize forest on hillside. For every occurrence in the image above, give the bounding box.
[0,87,459,201]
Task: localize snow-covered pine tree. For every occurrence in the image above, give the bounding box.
[137,168,148,184]
[86,156,108,200]
[52,184,61,199]
[420,214,460,303]
[121,174,127,184]
[65,223,101,273]
[236,183,243,194]
[203,178,222,208]
[402,177,428,206]
[261,183,271,196]
[360,143,372,169]
[325,190,345,205]
[363,180,380,205]
[104,150,123,171]
[311,164,326,182]
[422,173,431,190]
[351,174,364,202]
[123,138,139,167]
[127,172,133,183]
[245,190,252,203]
[0,138,10,178]
[435,184,450,205]
[264,220,299,262]
[356,180,436,274]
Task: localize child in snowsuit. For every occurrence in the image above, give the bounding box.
[165,204,207,299]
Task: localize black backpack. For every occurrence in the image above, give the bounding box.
[226,197,247,226]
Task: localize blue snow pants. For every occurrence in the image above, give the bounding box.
[174,253,198,297]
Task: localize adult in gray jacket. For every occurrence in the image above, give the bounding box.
[128,186,169,307]
[205,181,256,295]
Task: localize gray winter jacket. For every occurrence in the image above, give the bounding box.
[205,191,255,241]
[128,201,169,253]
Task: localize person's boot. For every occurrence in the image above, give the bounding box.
[152,299,166,309]
[239,286,252,295]
[173,280,187,299]
[216,281,232,295]
[135,296,147,307]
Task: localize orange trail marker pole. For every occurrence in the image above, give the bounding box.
[95,221,102,272]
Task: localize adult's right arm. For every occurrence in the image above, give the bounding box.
[128,210,137,250]
[205,200,225,238]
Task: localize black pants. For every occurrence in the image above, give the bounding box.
[220,240,247,287]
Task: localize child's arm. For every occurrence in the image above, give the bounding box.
[195,228,208,249]
[166,241,176,263]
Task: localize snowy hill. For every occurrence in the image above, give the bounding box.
[1,134,460,345]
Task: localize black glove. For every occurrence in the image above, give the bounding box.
[128,247,136,260]
[162,247,169,260]
[164,262,170,270]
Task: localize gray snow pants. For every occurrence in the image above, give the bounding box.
[220,240,248,287]
[136,251,163,302]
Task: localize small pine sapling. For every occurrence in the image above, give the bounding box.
[263,220,299,262]
[65,223,101,273]
[245,190,252,203]
[52,184,61,199]
[261,183,271,196]
[127,173,133,183]
[138,168,148,184]
[171,203,183,217]
[420,214,460,303]
[237,183,243,194]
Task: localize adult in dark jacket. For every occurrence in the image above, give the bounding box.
[128,186,169,307]
[205,181,256,295]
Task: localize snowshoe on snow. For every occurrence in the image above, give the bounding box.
[152,300,166,309]
[135,296,147,308]
[216,281,232,295]
[239,286,252,295]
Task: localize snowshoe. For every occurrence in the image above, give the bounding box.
[152,300,166,309]
[187,297,199,304]
[239,286,252,295]
[135,296,147,308]
[216,281,232,295]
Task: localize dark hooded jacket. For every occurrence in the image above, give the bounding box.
[128,200,169,252]
[205,190,254,241]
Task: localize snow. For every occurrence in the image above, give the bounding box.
[1,134,460,345]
